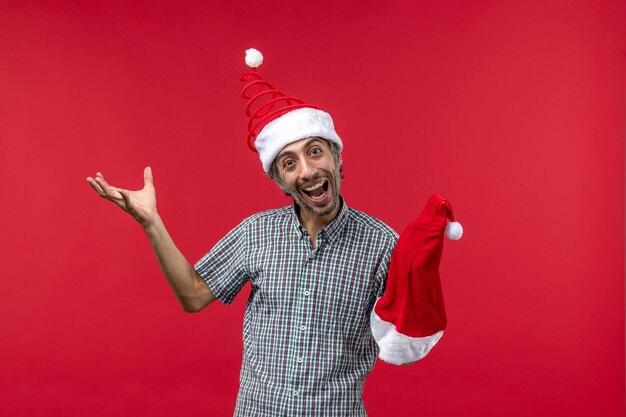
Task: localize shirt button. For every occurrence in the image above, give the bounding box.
[293,390,299,397]
[300,325,306,331]
[303,290,310,297]
[297,357,303,363]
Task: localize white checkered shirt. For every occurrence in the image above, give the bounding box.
[194,200,397,416]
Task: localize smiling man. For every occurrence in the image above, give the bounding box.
[87,50,403,416]
[270,137,343,236]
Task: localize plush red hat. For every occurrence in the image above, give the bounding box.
[240,48,343,172]
[371,194,462,365]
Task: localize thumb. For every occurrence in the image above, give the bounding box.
[144,166,154,188]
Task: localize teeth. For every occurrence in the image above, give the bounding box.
[303,180,326,192]
[309,192,327,201]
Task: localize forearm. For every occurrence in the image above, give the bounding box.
[144,214,215,312]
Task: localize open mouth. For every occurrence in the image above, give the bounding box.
[301,179,329,202]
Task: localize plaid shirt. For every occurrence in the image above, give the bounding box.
[194,200,398,416]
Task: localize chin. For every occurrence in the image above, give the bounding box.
[299,193,341,217]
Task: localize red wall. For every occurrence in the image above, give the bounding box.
[0,1,623,416]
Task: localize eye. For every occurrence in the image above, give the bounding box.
[309,147,322,157]
[283,159,296,170]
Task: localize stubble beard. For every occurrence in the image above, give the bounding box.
[282,166,342,217]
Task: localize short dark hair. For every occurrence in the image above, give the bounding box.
[267,138,343,185]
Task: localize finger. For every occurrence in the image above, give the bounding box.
[144,166,154,188]
[96,172,113,190]
[95,176,120,200]
[86,177,106,197]
[117,187,133,208]
[95,172,121,197]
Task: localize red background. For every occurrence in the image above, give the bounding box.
[0,1,624,416]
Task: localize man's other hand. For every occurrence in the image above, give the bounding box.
[86,167,157,229]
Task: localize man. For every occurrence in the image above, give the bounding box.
[87,49,417,416]
[87,136,398,414]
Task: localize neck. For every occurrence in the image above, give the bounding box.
[297,199,342,247]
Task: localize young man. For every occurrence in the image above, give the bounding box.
[87,134,397,416]
[87,49,427,416]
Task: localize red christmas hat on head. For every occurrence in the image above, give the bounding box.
[241,48,343,172]
[371,194,463,365]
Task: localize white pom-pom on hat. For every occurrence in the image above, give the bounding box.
[245,48,263,68]
[445,221,463,240]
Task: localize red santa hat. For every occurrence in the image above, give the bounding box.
[240,48,343,172]
[371,194,463,365]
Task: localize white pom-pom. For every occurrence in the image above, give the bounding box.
[245,48,263,68]
[445,221,463,240]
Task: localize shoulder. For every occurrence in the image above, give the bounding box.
[242,205,292,222]
[346,206,399,242]
[235,205,293,230]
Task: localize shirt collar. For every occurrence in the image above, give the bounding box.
[289,197,349,245]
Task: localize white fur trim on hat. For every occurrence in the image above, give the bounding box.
[255,107,343,172]
[370,307,444,365]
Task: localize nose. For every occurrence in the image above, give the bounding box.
[299,158,318,179]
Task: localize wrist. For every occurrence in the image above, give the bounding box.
[142,212,163,236]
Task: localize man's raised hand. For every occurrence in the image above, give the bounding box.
[86,167,157,229]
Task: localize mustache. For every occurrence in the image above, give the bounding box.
[298,173,328,188]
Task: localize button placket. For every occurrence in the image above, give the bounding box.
[289,240,315,397]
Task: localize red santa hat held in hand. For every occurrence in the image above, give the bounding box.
[371,194,462,365]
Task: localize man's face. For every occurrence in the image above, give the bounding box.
[273,137,342,217]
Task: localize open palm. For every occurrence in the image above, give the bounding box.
[87,167,157,228]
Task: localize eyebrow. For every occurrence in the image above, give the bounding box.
[276,138,324,162]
